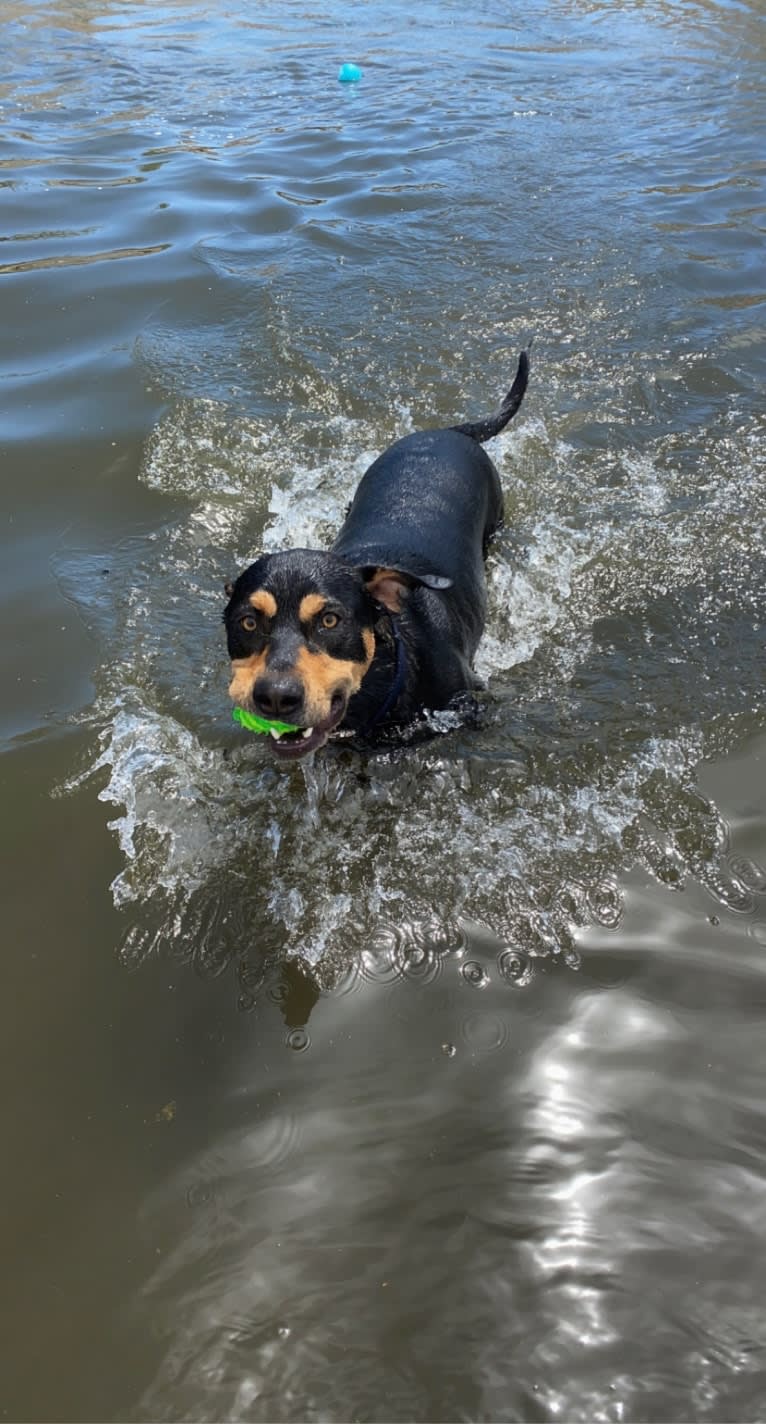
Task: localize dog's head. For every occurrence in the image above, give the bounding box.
[224,550,415,760]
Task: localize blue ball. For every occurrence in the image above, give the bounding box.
[338,62,362,83]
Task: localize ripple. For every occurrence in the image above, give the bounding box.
[412,916,467,958]
[497,948,535,987]
[727,855,766,893]
[358,926,405,986]
[240,1113,303,1171]
[162,1112,303,1229]
[551,880,590,927]
[699,865,755,915]
[357,922,448,988]
[185,1181,215,1209]
[393,927,442,985]
[236,954,267,1013]
[460,1010,510,1053]
[586,879,624,929]
[0,242,169,275]
[286,1028,311,1053]
[327,960,362,998]
[461,960,490,990]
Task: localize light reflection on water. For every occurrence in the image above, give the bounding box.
[2,0,766,1418]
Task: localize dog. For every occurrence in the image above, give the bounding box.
[224,349,529,761]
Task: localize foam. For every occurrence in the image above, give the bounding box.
[61,381,766,977]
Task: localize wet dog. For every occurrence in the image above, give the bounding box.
[224,350,529,761]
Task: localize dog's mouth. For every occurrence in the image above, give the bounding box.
[267,692,347,761]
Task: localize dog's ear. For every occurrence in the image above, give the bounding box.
[224,579,234,599]
[364,567,411,613]
[363,565,453,613]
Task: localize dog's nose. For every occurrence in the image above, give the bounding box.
[252,677,304,722]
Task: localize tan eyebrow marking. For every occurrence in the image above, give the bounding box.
[298,593,328,623]
[248,590,277,618]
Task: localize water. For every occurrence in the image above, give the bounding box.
[2,0,766,1418]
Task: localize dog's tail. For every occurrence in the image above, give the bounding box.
[451,346,530,444]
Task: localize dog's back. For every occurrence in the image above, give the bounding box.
[334,428,502,586]
[333,349,528,587]
[332,430,501,663]
[333,350,529,681]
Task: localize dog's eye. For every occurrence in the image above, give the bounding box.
[320,612,339,630]
[240,615,259,633]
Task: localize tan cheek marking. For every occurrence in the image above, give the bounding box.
[295,639,375,720]
[248,590,277,618]
[228,651,267,705]
[299,593,327,623]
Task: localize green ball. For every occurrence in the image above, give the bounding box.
[232,707,299,735]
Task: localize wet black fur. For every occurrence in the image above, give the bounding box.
[224,349,530,739]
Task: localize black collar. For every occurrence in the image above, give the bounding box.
[358,612,407,737]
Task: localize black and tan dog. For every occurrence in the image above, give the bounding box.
[224,350,529,761]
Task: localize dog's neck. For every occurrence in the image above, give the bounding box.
[337,610,409,741]
[359,611,407,736]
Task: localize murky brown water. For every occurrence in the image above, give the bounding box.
[2,0,766,1419]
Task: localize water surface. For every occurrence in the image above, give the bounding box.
[2,0,766,1419]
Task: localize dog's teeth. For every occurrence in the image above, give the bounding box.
[269,728,283,740]
[301,727,314,739]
